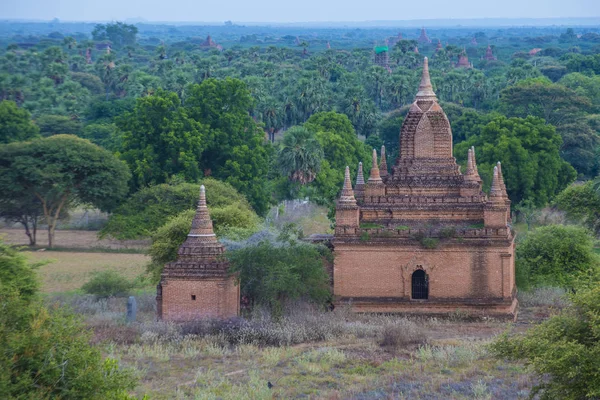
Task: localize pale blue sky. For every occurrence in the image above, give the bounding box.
[1,0,599,23]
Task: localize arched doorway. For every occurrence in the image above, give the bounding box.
[412,270,429,300]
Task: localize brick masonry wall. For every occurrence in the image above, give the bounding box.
[161,277,239,321]
[334,241,515,302]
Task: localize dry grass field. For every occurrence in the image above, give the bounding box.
[26,251,149,293]
[56,294,556,400]
[0,228,149,250]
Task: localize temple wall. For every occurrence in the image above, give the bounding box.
[160,277,239,321]
[333,241,515,302]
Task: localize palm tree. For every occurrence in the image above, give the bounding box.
[277,126,324,185]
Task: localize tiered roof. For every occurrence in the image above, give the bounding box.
[161,185,229,279]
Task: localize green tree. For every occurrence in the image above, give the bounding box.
[498,78,591,127]
[228,240,332,314]
[554,182,600,236]
[118,90,208,189]
[92,22,138,47]
[101,179,259,240]
[277,126,324,184]
[490,286,600,399]
[81,270,135,298]
[185,78,271,214]
[0,135,131,247]
[0,100,39,143]
[516,225,599,289]
[35,114,82,137]
[455,116,576,206]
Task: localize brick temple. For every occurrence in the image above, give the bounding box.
[333,57,517,319]
[157,185,239,320]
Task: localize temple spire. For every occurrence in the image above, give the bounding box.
[489,166,503,203]
[338,166,357,205]
[379,145,388,178]
[497,162,508,197]
[187,185,216,239]
[416,57,436,100]
[356,162,365,186]
[368,149,382,183]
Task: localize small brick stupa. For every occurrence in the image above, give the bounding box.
[483,45,497,61]
[418,27,432,44]
[157,185,239,320]
[456,48,472,68]
[333,57,517,319]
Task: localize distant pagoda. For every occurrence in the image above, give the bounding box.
[435,40,443,52]
[374,44,390,68]
[200,35,223,51]
[418,27,432,44]
[483,45,497,61]
[455,48,472,68]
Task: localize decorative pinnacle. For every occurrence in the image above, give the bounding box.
[416,57,436,100]
[356,162,365,185]
[338,166,357,205]
[379,145,388,177]
[496,161,507,196]
[368,149,382,183]
[187,184,216,238]
[490,166,503,201]
[471,146,478,173]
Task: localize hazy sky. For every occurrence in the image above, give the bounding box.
[1,0,599,23]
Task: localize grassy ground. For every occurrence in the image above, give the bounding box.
[0,228,149,250]
[27,250,149,293]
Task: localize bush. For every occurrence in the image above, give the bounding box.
[81,270,135,298]
[378,320,427,349]
[0,240,40,301]
[490,286,600,399]
[516,224,599,289]
[0,240,139,398]
[100,179,258,240]
[228,240,332,314]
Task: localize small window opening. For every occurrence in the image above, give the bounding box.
[191,295,196,301]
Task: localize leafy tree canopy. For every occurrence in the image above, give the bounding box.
[554,182,600,236]
[101,179,259,240]
[455,115,576,206]
[515,224,599,289]
[0,135,131,247]
[0,100,39,143]
[277,126,324,185]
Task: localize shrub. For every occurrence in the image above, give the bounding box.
[490,286,600,399]
[0,240,139,398]
[0,240,40,301]
[100,179,258,239]
[378,320,427,349]
[516,224,599,289]
[81,270,135,298]
[228,240,332,314]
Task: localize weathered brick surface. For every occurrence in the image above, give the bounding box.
[334,57,517,319]
[160,277,239,321]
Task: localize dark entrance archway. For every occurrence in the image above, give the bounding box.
[411,269,429,299]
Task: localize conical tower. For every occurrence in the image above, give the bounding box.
[336,166,359,231]
[368,149,382,183]
[355,162,365,201]
[380,145,388,178]
[158,185,239,321]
